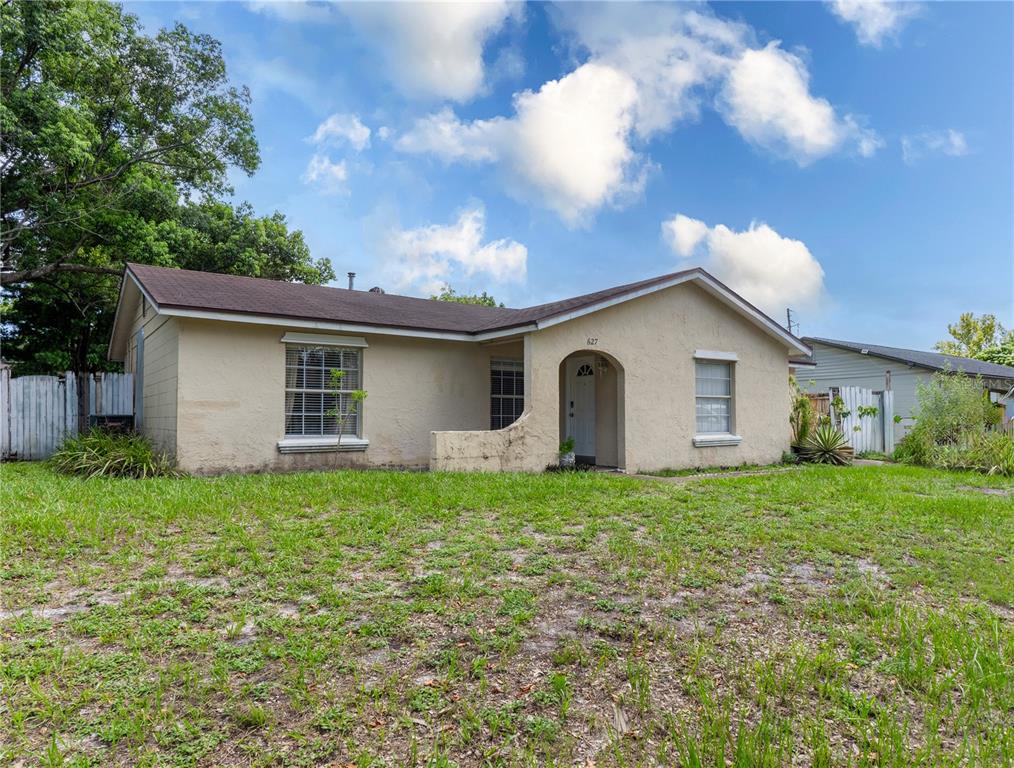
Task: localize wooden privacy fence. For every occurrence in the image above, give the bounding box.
[0,369,134,460]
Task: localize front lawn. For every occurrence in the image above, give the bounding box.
[1,463,1012,766]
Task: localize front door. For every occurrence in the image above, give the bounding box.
[566,356,596,462]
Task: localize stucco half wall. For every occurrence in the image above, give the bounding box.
[171,318,522,474]
[430,281,793,474]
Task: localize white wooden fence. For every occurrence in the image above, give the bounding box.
[0,368,134,460]
[833,386,895,455]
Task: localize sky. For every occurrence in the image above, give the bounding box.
[127,0,1013,350]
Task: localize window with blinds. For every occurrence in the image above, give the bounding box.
[695,360,733,434]
[285,345,362,437]
[491,359,524,430]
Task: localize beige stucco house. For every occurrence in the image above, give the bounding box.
[108,263,811,475]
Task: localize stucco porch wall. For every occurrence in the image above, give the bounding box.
[430,281,792,473]
[174,318,521,474]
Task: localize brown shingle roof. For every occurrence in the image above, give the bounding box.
[126,263,704,336]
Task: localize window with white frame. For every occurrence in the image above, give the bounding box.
[695,360,733,434]
[491,359,524,429]
[284,345,362,437]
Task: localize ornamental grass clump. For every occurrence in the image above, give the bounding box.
[50,430,178,479]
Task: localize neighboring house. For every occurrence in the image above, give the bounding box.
[108,263,811,475]
[800,337,1014,446]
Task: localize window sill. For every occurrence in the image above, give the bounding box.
[277,436,369,454]
[693,433,742,447]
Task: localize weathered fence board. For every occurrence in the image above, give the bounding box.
[832,386,894,455]
[1,371,134,461]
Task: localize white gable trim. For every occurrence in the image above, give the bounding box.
[533,271,811,355]
[154,304,537,342]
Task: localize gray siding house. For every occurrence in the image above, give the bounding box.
[800,337,1014,445]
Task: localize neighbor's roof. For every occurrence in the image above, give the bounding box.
[804,336,1014,380]
[110,263,811,358]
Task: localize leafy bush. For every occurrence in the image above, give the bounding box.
[909,372,997,445]
[50,430,178,478]
[893,428,933,466]
[894,370,1011,476]
[799,424,851,466]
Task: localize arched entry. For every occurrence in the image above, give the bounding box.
[559,351,625,468]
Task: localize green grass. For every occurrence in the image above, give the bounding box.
[2,462,1012,766]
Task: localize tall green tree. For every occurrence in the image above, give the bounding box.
[430,284,504,307]
[934,313,1014,359]
[1,1,332,376]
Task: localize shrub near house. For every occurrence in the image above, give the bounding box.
[895,371,1014,475]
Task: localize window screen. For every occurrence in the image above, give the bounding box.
[695,360,733,434]
[491,359,524,430]
[285,345,361,437]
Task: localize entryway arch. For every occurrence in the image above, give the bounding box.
[558,350,625,469]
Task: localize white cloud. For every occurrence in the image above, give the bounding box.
[245,0,334,24]
[237,55,321,110]
[394,5,880,223]
[381,207,527,294]
[828,0,921,47]
[662,214,825,316]
[308,113,371,151]
[397,63,646,225]
[302,153,348,193]
[662,214,709,257]
[340,2,519,102]
[901,129,969,165]
[719,43,882,164]
[553,4,745,138]
[559,5,881,162]
[395,108,504,163]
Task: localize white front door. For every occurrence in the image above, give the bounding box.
[566,356,596,459]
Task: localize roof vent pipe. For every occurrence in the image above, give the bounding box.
[347,272,356,290]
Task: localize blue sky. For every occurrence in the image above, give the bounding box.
[128,1,1012,349]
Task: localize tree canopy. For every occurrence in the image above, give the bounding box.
[0,0,333,373]
[430,285,504,307]
[935,313,1014,363]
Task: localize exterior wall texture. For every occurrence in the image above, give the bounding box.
[431,282,794,473]
[127,302,179,457]
[173,318,522,474]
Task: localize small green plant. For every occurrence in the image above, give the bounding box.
[559,437,575,456]
[49,430,178,478]
[831,394,850,421]
[789,377,815,446]
[231,703,269,730]
[324,367,368,461]
[799,424,851,466]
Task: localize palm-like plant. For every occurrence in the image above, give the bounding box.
[800,423,851,465]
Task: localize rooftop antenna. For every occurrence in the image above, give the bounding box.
[347,272,356,290]
[785,308,799,336]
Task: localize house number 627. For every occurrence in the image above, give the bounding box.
[586,337,598,345]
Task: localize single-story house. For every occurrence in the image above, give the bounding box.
[799,336,1014,447]
[108,263,811,475]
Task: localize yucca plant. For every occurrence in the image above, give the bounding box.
[800,423,851,466]
[49,430,179,479]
